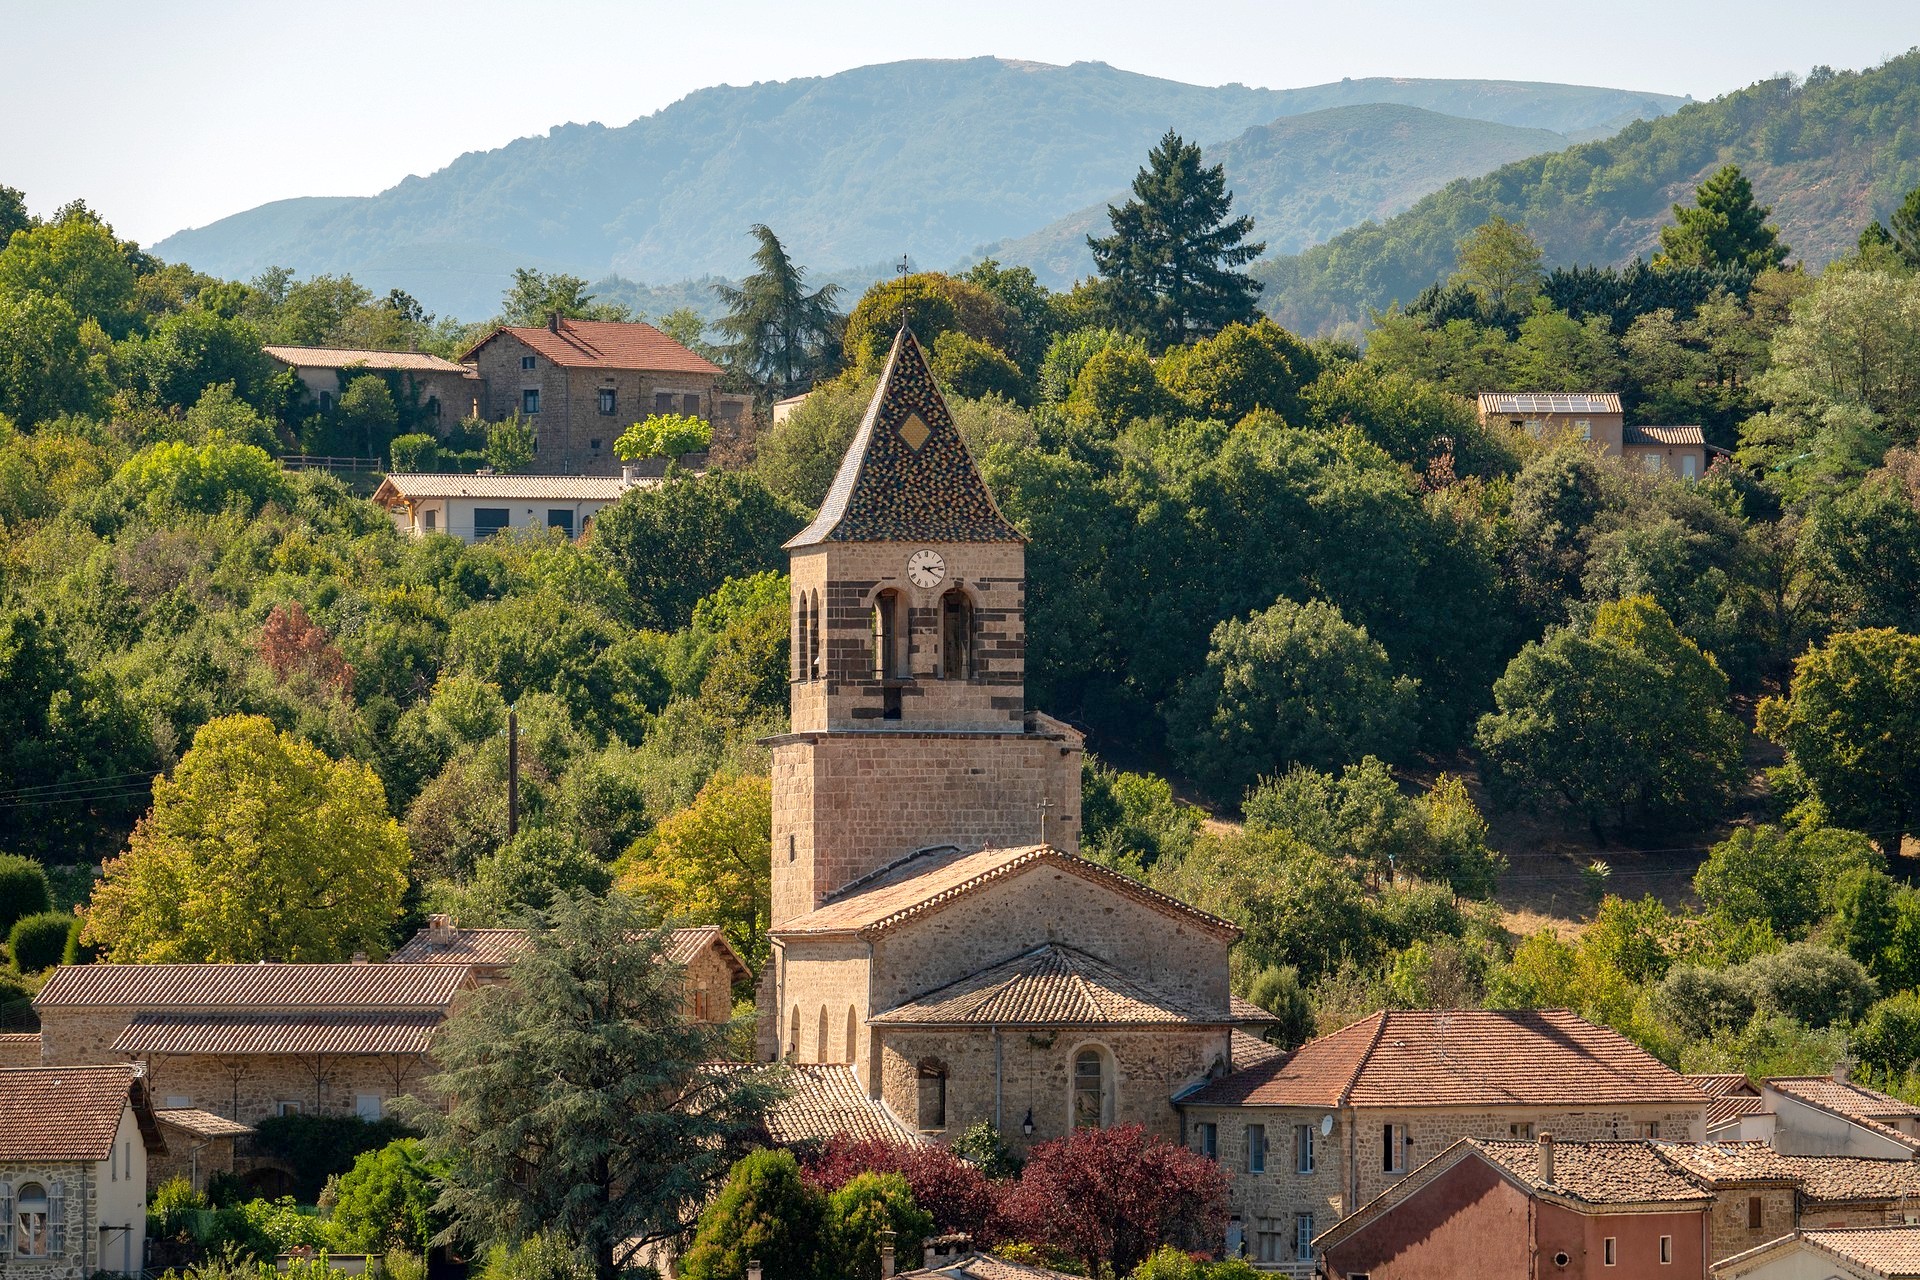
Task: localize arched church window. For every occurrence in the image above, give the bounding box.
[917,1058,949,1130]
[810,589,822,680]
[1073,1047,1110,1130]
[795,596,808,682]
[816,1005,831,1064]
[845,1005,859,1065]
[939,589,973,680]
[871,589,908,680]
[788,1006,800,1061]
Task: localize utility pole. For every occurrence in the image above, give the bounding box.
[506,705,519,839]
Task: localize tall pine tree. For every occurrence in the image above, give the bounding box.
[1087,131,1264,351]
[1656,164,1790,273]
[714,225,844,398]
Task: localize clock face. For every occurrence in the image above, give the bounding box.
[906,549,946,589]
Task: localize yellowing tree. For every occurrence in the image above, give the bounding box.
[618,774,770,967]
[85,714,409,962]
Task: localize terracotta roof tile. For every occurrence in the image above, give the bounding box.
[1799,1227,1920,1277]
[1182,1009,1705,1109]
[264,346,471,374]
[902,1255,1083,1280]
[155,1109,254,1139]
[1769,1077,1920,1120]
[1625,424,1708,447]
[110,1010,442,1056]
[462,318,722,376]
[775,844,1238,942]
[1659,1141,1920,1204]
[1231,1029,1287,1071]
[787,327,1022,548]
[34,963,470,1010]
[1707,1094,1768,1129]
[870,944,1220,1027]
[1685,1073,1756,1098]
[0,1065,140,1160]
[374,474,651,504]
[1472,1138,1712,1204]
[708,1062,918,1145]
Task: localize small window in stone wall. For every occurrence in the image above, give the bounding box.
[598,389,617,415]
[654,391,675,414]
[522,355,537,371]
[917,1059,948,1130]
[1747,1195,1762,1228]
[682,393,701,417]
[1073,1047,1109,1129]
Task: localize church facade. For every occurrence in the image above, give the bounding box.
[760,328,1257,1150]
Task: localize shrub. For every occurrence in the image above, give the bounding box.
[825,1172,933,1280]
[615,413,713,461]
[474,1235,597,1280]
[208,1196,333,1261]
[249,1114,418,1203]
[681,1148,827,1280]
[388,434,439,472]
[804,1137,1002,1240]
[0,854,51,934]
[8,910,72,971]
[331,1139,443,1254]
[148,1175,213,1243]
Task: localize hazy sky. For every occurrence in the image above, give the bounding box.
[3,0,1913,245]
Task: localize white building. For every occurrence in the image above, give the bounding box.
[371,472,667,542]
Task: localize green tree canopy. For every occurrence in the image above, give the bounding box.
[841,273,1009,375]
[485,415,537,475]
[500,269,629,327]
[84,714,409,962]
[1452,216,1544,316]
[1088,130,1264,350]
[1656,164,1790,274]
[0,208,137,336]
[680,1148,828,1280]
[1759,627,1920,855]
[413,892,775,1280]
[1693,823,1878,939]
[1155,318,1320,425]
[714,225,844,398]
[331,1138,446,1254]
[618,774,771,967]
[615,413,713,462]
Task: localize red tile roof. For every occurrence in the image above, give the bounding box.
[264,345,471,374]
[708,1062,918,1144]
[0,1066,143,1160]
[155,1109,253,1139]
[462,317,722,376]
[1625,424,1708,447]
[110,1010,442,1056]
[389,924,749,982]
[1473,1138,1711,1205]
[1769,1076,1920,1119]
[1716,1227,1920,1279]
[1181,1009,1706,1109]
[35,963,471,1010]
[869,944,1221,1028]
[1685,1073,1756,1098]
[1707,1094,1769,1129]
[775,844,1239,942]
[1655,1141,1920,1203]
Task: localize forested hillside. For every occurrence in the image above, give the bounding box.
[150,59,1680,316]
[985,104,1571,286]
[1255,51,1920,334]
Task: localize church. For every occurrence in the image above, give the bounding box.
[759,326,1263,1148]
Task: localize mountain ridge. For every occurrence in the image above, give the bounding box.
[153,58,1684,317]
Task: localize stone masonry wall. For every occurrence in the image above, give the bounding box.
[136,1053,429,1127]
[1707,1187,1798,1260]
[0,1162,97,1280]
[34,1007,133,1066]
[876,1025,1227,1152]
[867,866,1232,1016]
[680,946,741,1024]
[769,732,1082,925]
[778,941,872,1074]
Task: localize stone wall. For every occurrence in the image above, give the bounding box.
[136,1053,428,1127]
[1707,1185,1798,1260]
[0,1161,102,1280]
[778,941,872,1072]
[875,1025,1227,1151]
[149,1133,236,1195]
[35,1007,133,1067]
[680,945,741,1024]
[0,1032,40,1066]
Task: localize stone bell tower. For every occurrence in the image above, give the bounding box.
[768,328,1082,926]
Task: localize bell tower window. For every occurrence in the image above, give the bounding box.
[940,589,973,680]
[872,589,908,680]
[809,590,822,680]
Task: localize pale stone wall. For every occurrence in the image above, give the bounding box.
[0,1033,40,1066]
[136,1053,428,1128]
[1183,1102,1711,1240]
[0,1161,103,1280]
[777,941,872,1073]
[877,1025,1228,1151]
[149,1132,236,1194]
[1708,1186,1798,1260]
[680,945,743,1024]
[867,867,1231,1016]
[34,1007,132,1066]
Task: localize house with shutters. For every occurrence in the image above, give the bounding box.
[459,314,750,476]
[1175,1008,1711,1273]
[0,1064,163,1279]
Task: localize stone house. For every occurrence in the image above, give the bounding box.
[1175,1008,1710,1271]
[263,346,481,425]
[1315,1135,1714,1280]
[761,327,1268,1154]
[388,918,751,1021]
[459,315,749,476]
[31,963,473,1127]
[370,470,670,542]
[1476,391,1711,477]
[0,1064,163,1279]
[1712,1225,1920,1279]
[149,1109,252,1194]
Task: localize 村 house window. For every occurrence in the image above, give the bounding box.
[1382,1123,1407,1173]
[14,1181,51,1257]
[425,395,441,418]
[1660,1235,1672,1265]
[1747,1195,1762,1229]
[871,590,907,681]
[682,393,701,417]
[1682,454,1699,479]
[1510,1121,1533,1139]
[521,355,537,371]
[472,508,510,540]
[917,1060,948,1130]
[1194,1122,1217,1160]
[355,1094,383,1122]
[1603,1237,1616,1266]
[547,509,575,538]
[1635,1121,1660,1139]
[319,391,335,413]
[1073,1047,1110,1129]
[653,391,675,414]
[522,389,540,414]
[1574,418,1592,440]
[1294,1213,1314,1262]
[423,510,437,532]
[276,1101,303,1117]
[939,589,972,679]
[598,389,617,415]
[1643,453,1663,473]
[1294,1123,1315,1174]
[1254,1219,1285,1265]
[1246,1123,1266,1173]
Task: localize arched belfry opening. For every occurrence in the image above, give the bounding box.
[939,587,973,680]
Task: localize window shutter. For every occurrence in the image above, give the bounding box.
[0,1179,12,1253]
[46,1180,64,1257]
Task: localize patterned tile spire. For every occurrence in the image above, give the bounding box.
[786,326,1023,547]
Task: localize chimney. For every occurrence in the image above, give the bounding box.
[548,309,562,333]
[351,951,369,965]
[427,913,455,944]
[1537,1132,1556,1186]
[923,1235,971,1270]
[621,463,637,487]
[746,1264,761,1280]
[1834,1060,1853,1084]
[881,1239,896,1280]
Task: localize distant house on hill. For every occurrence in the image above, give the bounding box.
[263,345,480,424]
[370,469,678,541]
[0,1063,164,1279]
[1475,391,1711,478]
[459,314,751,476]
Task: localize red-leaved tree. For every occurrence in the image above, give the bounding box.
[999,1125,1229,1275]
[258,602,354,694]
[803,1137,1002,1242]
